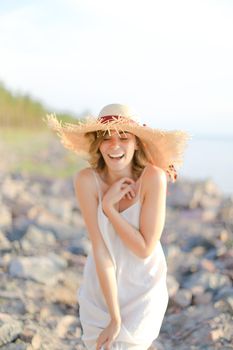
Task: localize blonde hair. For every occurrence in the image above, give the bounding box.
[85,131,150,178]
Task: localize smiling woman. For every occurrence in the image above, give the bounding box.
[85,130,149,182]
[44,103,190,350]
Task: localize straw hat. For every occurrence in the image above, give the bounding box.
[44,103,191,182]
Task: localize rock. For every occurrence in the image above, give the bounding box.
[182,235,216,252]
[149,340,165,350]
[0,320,23,347]
[56,315,79,338]
[7,216,32,241]
[193,291,213,305]
[8,254,67,285]
[20,225,56,251]
[182,270,231,292]
[167,178,222,209]
[36,211,80,240]
[31,333,42,349]
[1,158,232,350]
[1,175,26,201]
[67,235,91,256]
[0,204,12,230]
[0,344,28,350]
[166,275,179,297]
[173,288,192,308]
[0,230,12,252]
[0,298,26,315]
[217,196,233,228]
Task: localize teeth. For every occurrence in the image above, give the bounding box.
[109,153,124,158]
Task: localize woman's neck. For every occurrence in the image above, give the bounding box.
[102,166,134,185]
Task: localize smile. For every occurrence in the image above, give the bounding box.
[108,153,125,159]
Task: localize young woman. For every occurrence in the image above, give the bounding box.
[45,104,190,350]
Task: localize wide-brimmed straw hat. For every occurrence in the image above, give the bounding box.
[44,103,191,182]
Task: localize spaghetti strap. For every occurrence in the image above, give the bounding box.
[138,165,147,197]
[92,170,102,203]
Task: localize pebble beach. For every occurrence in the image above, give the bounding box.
[0,134,232,350]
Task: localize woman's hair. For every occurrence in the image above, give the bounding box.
[85,131,150,178]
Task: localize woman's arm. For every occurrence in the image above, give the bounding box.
[73,168,121,323]
[102,165,167,259]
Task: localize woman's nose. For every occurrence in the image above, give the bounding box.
[109,137,120,147]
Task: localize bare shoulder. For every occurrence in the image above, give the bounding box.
[73,167,98,200]
[143,164,167,186]
[73,167,94,187]
[74,167,93,182]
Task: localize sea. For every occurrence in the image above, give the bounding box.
[178,135,233,197]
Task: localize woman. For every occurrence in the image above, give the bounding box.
[45,104,190,350]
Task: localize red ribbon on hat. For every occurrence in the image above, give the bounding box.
[98,115,141,125]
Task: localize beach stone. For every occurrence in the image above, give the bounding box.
[0,298,26,315]
[8,254,67,284]
[0,230,12,251]
[193,292,213,305]
[0,344,27,350]
[217,196,233,227]
[31,333,42,349]
[166,181,196,208]
[46,197,74,223]
[149,340,165,350]
[182,235,216,252]
[166,275,179,297]
[214,285,233,302]
[173,288,192,308]
[1,158,232,350]
[20,225,56,251]
[0,320,23,347]
[36,211,79,240]
[67,236,91,256]
[56,315,79,338]
[1,175,26,201]
[182,270,231,291]
[199,258,216,272]
[7,217,32,241]
[0,205,12,229]
[209,313,233,343]
[193,292,212,305]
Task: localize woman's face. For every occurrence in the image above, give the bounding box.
[99,130,138,170]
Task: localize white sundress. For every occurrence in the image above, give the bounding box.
[77,166,169,350]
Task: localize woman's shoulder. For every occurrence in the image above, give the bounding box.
[141,164,167,196]
[143,164,167,183]
[139,164,167,206]
[73,167,96,190]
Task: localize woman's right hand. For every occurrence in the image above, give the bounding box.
[96,318,121,350]
[102,177,136,210]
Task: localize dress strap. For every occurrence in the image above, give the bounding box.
[92,170,102,203]
[138,165,148,197]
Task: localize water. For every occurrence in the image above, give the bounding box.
[179,135,233,196]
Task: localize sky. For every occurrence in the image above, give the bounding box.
[0,0,233,136]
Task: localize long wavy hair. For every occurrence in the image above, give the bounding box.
[84,131,150,179]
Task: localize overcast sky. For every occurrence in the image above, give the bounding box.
[0,0,233,136]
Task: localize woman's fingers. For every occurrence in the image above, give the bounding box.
[122,185,135,199]
[121,184,135,199]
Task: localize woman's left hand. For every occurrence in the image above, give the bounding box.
[102,177,136,210]
[96,318,121,350]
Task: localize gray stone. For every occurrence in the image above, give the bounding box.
[182,270,231,292]
[0,230,12,251]
[0,320,23,347]
[21,225,56,251]
[173,288,192,308]
[166,275,179,297]
[9,254,67,285]
[0,204,12,229]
